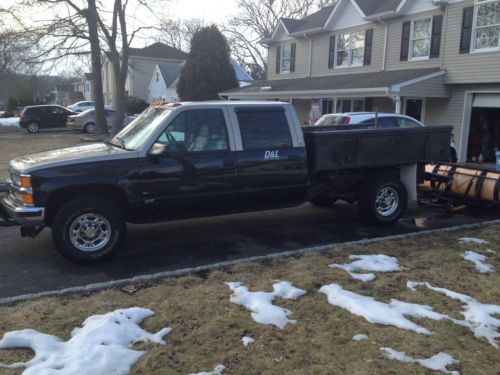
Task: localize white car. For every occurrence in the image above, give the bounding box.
[67,101,95,113]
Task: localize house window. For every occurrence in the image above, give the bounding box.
[335,32,365,67]
[473,0,500,51]
[280,44,292,73]
[336,98,365,113]
[410,17,433,59]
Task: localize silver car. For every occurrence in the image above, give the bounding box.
[67,109,134,133]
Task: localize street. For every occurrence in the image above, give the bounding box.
[0,201,496,299]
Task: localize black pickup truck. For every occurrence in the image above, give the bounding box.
[0,102,452,263]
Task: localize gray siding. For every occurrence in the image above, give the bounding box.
[399,75,449,97]
[443,0,500,84]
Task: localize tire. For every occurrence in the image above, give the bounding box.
[51,197,126,263]
[26,122,40,134]
[358,177,407,225]
[83,122,96,134]
[309,194,338,207]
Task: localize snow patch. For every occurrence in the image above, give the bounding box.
[190,364,225,375]
[381,347,459,374]
[352,334,368,341]
[227,281,306,329]
[458,237,489,245]
[461,251,495,273]
[319,284,449,335]
[329,254,400,282]
[486,249,496,254]
[0,307,171,375]
[408,281,500,348]
[242,336,255,347]
[0,117,19,127]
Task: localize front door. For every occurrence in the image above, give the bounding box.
[137,108,238,221]
[405,98,424,121]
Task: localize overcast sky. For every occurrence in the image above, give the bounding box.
[170,0,237,23]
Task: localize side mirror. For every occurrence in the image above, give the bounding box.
[149,142,168,156]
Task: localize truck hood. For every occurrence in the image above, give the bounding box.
[9,143,138,174]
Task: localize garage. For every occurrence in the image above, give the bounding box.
[467,93,500,165]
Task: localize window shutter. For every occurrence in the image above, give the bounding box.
[328,35,336,69]
[430,15,443,58]
[364,29,374,65]
[400,21,411,61]
[460,6,474,54]
[276,45,281,74]
[290,43,296,73]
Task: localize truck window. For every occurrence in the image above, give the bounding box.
[157,109,229,152]
[236,110,292,150]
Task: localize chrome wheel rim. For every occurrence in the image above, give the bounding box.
[28,123,39,133]
[69,213,111,252]
[375,187,399,217]
[86,124,95,134]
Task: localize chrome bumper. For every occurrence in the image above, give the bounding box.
[0,191,45,227]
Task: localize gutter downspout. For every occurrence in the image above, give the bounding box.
[380,18,389,72]
[304,33,313,77]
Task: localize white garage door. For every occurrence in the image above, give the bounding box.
[473,93,500,108]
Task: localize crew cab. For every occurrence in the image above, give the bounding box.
[0,102,452,263]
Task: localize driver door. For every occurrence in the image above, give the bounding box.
[137,108,239,221]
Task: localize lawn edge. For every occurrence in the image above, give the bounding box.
[1,218,499,306]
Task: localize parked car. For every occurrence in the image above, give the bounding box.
[315,112,458,162]
[0,102,452,263]
[19,105,75,133]
[67,101,95,113]
[67,109,135,133]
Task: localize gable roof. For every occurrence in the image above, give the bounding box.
[230,59,253,82]
[129,42,188,61]
[352,0,404,16]
[286,5,336,34]
[157,62,184,87]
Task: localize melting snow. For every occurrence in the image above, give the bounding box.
[329,254,400,282]
[486,249,496,254]
[319,284,449,335]
[226,281,306,329]
[0,307,171,375]
[352,334,368,341]
[461,251,495,273]
[458,237,489,245]
[381,347,459,374]
[191,364,225,375]
[408,281,500,348]
[0,117,19,127]
[242,336,255,347]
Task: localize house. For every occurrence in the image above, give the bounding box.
[53,84,83,106]
[102,42,188,107]
[148,59,253,103]
[74,73,94,102]
[221,0,500,163]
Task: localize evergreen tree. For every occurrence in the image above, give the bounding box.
[177,25,238,101]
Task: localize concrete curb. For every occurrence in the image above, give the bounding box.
[1,219,499,306]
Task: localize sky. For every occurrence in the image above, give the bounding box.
[169,0,238,23]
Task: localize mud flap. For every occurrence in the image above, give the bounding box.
[400,164,418,203]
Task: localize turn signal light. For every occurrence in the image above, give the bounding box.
[21,176,32,188]
[22,194,34,205]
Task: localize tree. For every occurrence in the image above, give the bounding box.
[155,18,206,52]
[177,25,238,101]
[223,0,336,78]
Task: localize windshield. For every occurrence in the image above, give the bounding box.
[109,107,172,150]
[315,115,348,126]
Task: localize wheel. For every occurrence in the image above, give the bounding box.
[26,122,40,134]
[51,197,126,263]
[358,177,407,225]
[309,194,338,207]
[83,122,96,134]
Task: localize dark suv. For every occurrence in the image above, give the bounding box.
[20,105,75,133]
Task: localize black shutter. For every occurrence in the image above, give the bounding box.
[400,21,411,61]
[364,29,374,65]
[460,6,474,54]
[328,35,336,69]
[430,15,443,58]
[276,45,281,74]
[290,43,296,73]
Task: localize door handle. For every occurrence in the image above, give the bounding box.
[223,159,236,167]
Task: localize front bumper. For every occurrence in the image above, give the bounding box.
[0,184,45,227]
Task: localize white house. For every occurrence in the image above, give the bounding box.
[74,73,94,102]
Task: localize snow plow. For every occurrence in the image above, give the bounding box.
[419,163,500,210]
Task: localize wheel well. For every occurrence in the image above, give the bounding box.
[44,185,129,227]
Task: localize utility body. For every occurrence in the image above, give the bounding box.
[0,102,452,263]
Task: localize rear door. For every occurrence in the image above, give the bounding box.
[232,106,308,209]
[50,106,68,127]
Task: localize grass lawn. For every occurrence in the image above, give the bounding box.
[0,226,499,374]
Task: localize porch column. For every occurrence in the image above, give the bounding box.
[391,96,402,114]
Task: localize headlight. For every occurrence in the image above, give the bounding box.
[10,173,31,188]
[10,173,21,186]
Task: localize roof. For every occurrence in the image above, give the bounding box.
[84,73,93,80]
[230,59,253,82]
[222,68,444,96]
[157,62,184,87]
[283,5,336,34]
[353,0,404,16]
[129,42,188,61]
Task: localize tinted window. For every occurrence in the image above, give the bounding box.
[237,109,292,150]
[157,109,229,152]
[52,106,67,114]
[377,117,399,128]
[316,115,348,126]
[397,117,422,128]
